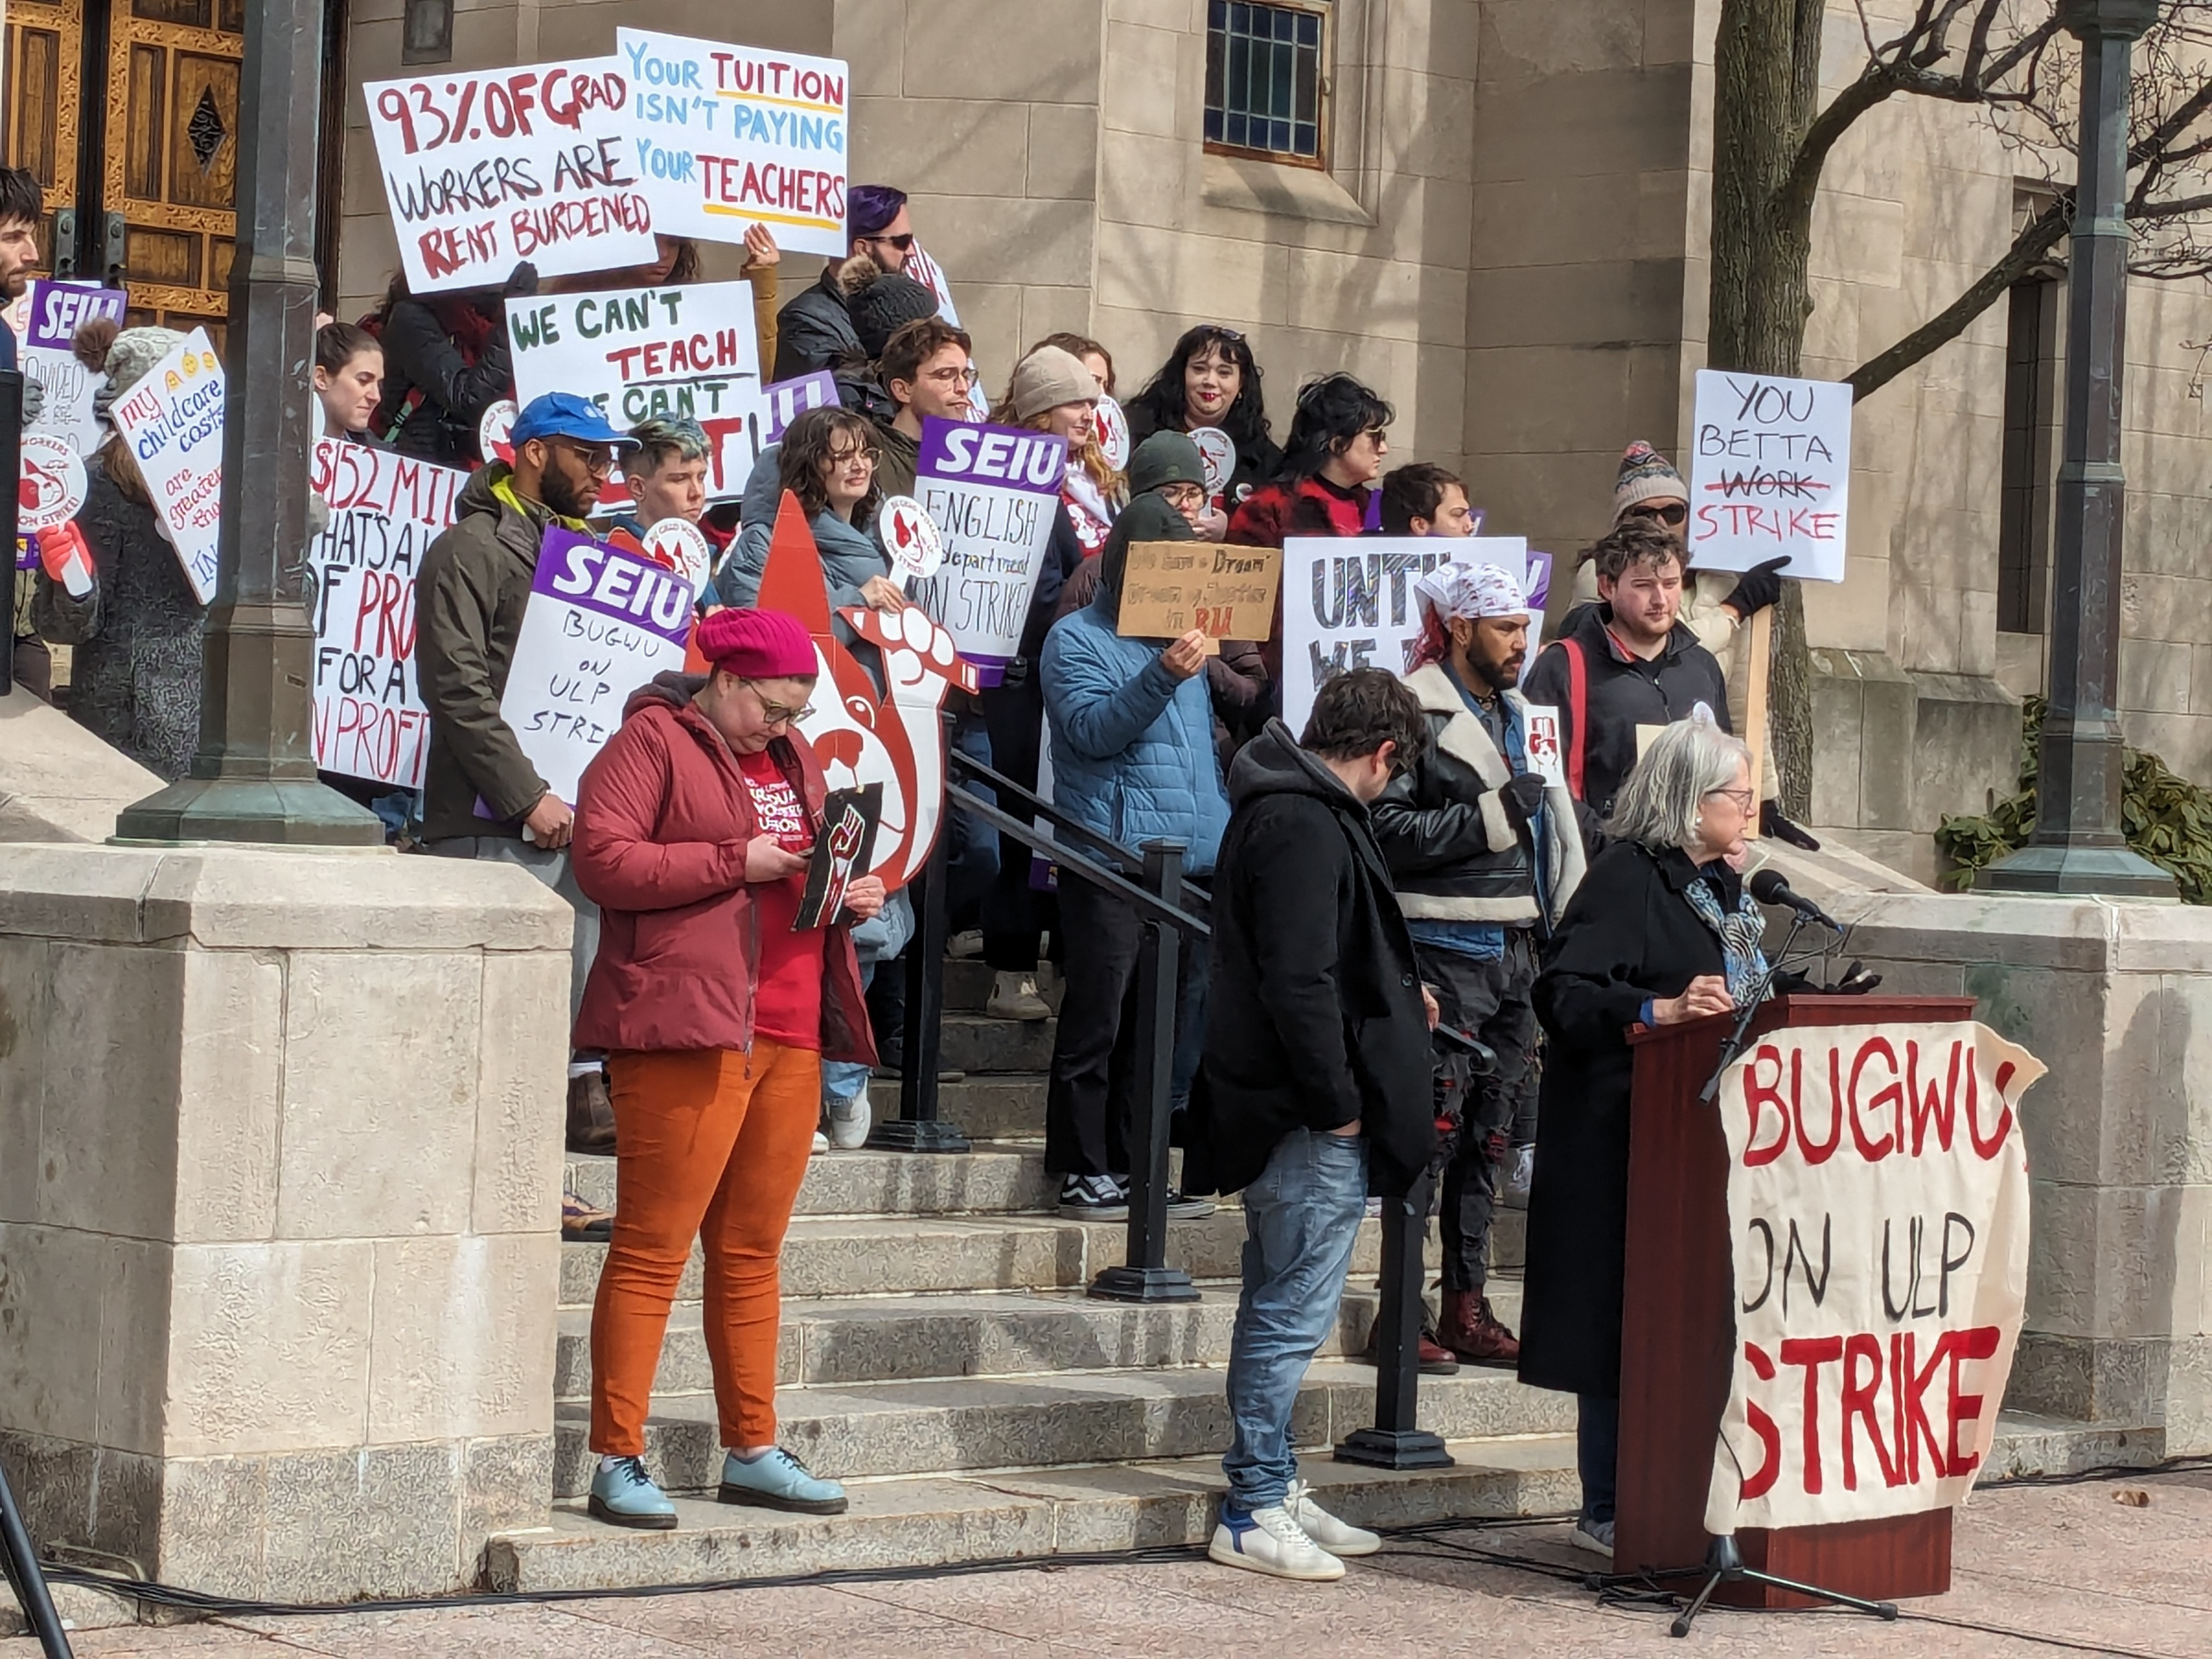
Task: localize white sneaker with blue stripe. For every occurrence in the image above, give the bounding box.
[1208,1499,1345,1581]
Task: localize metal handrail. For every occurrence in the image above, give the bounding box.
[949,749,1212,921]
[946,783,1209,941]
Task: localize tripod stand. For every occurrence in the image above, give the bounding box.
[1598,1532,1899,1638]
[0,1454,72,1656]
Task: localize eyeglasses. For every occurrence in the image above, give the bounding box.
[1160,482,1206,509]
[1703,787,1756,811]
[1629,501,1689,527]
[742,681,816,727]
[923,364,980,387]
[556,441,618,476]
[825,445,878,467]
[861,232,916,252]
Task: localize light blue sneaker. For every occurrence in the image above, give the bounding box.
[587,1455,677,1531]
[718,1447,848,1515]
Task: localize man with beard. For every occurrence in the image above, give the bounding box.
[418,393,640,1214]
[1371,563,1587,1367]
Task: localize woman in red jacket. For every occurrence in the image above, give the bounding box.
[1224,371,1393,548]
[571,607,884,1530]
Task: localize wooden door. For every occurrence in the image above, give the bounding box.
[104,0,242,339]
[2,0,86,270]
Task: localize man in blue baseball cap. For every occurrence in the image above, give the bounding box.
[417,391,640,1207]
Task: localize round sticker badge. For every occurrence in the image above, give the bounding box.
[641,517,714,591]
[17,433,86,533]
[878,495,944,584]
[1093,395,1131,472]
[1190,426,1237,498]
[478,398,517,466]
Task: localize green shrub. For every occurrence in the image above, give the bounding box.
[1935,696,2212,902]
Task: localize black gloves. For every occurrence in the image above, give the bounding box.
[1499,771,1548,830]
[505,260,541,297]
[1725,556,1790,619]
[1760,800,1821,850]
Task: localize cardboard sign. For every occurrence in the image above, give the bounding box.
[1279,535,1538,735]
[108,326,224,604]
[1115,541,1279,644]
[308,439,463,788]
[364,58,656,294]
[905,416,1068,674]
[501,527,696,804]
[1703,1022,2039,1536]
[616,29,850,258]
[793,783,881,931]
[19,280,126,455]
[1689,368,1852,583]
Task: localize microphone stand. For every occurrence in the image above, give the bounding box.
[1696,911,1807,1104]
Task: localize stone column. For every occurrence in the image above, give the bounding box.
[0,845,571,1598]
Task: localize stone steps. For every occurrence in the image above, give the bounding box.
[488,1431,1582,1593]
[558,1207,1522,1308]
[936,1012,1057,1075]
[552,1280,1528,1401]
[565,1142,1062,1218]
[548,1356,1567,1498]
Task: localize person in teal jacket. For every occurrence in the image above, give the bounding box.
[1037,493,1230,1218]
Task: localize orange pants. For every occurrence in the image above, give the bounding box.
[589,1040,820,1456]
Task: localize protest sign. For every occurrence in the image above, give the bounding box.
[905,416,1068,675]
[108,327,224,604]
[1703,1021,2039,1536]
[1523,706,1565,787]
[18,280,126,455]
[878,495,943,584]
[763,370,837,441]
[307,440,464,788]
[617,29,850,258]
[794,784,881,931]
[364,58,656,294]
[500,528,696,804]
[1279,536,1539,734]
[508,278,768,498]
[1116,542,1279,644]
[1689,368,1852,583]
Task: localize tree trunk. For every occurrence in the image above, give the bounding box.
[1707,0,1823,815]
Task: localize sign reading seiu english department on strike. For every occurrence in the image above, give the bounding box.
[507,280,766,499]
[617,29,849,259]
[1703,1021,2040,1537]
[501,528,697,805]
[1688,369,1853,584]
[364,58,658,294]
[905,417,1068,673]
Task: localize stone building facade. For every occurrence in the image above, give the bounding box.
[306,0,2208,879]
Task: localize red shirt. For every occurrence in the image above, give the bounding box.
[739,747,828,1049]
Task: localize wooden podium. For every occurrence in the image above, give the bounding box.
[1616,993,1975,1605]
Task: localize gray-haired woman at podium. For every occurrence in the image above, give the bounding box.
[1516,717,1764,1562]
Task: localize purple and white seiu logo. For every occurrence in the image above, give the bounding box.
[22,283,127,353]
[916,416,1067,494]
[535,527,697,649]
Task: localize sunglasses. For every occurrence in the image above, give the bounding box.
[1629,501,1689,527]
[861,232,916,252]
[742,681,816,726]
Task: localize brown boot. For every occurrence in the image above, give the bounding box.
[1356,1316,1460,1376]
[566,1069,617,1155]
[1438,1288,1520,1368]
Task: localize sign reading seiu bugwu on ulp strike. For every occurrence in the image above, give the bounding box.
[1703,1020,2042,1537]
[617,28,849,259]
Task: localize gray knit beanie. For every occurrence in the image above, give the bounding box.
[78,323,188,425]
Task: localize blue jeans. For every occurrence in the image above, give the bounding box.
[821,960,878,1107]
[1222,1128,1370,1511]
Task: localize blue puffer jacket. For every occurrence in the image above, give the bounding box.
[1039,494,1230,876]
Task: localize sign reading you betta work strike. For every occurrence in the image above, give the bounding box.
[1279,537,1550,734]
[1688,368,1853,584]
[501,528,697,804]
[1703,1021,2041,1536]
[308,440,465,788]
[364,58,658,293]
[507,280,766,497]
[906,416,1068,674]
[108,327,224,604]
[618,29,850,259]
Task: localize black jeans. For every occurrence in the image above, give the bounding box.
[1578,1393,1620,1526]
[1420,929,1540,1294]
[1045,873,1198,1178]
[980,675,1055,973]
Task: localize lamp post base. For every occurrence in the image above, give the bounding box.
[1331,1426,1454,1471]
[113,777,386,847]
[1974,842,2179,900]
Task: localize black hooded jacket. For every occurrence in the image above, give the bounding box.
[1186,719,1437,1199]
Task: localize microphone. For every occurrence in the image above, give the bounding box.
[1749,868,1841,931]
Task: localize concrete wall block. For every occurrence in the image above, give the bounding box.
[2096,975,2197,1192]
[39,943,183,1240]
[165,1241,374,1458]
[0,936,50,1226]
[263,1442,465,1599]
[1097,131,1192,231]
[1019,285,1099,347]
[1028,101,1103,200]
[902,0,1103,104]
[0,1429,94,1554]
[96,1237,172,1457]
[153,1454,269,1600]
[2120,636,2195,714]
[1962,964,2104,1189]
[1479,0,1644,80]
[461,1432,557,1550]
[0,847,166,945]
[1284,244,1465,346]
[1098,222,1277,325]
[173,950,284,1245]
[913,194,1097,290]
[1376,0,1482,74]
[1855,670,1916,831]
[1374,69,1479,184]
[1910,675,2022,830]
[276,951,482,1241]
[0,1223,106,1443]
[368,1233,558,1444]
[832,0,905,88]
[1102,18,1182,139]
[2166,1335,2212,1456]
[1472,66,1692,181]
[850,97,1032,198]
[1809,672,1864,827]
[143,851,573,955]
[1467,259,1685,349]
[472,951,568,1237]
[1808,190,1904,287]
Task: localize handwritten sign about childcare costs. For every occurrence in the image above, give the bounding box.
[108,327,224,605]
[507,279,766,499]
[1115,542,1280,647]
[1279,537,1548,735]
[1689,369,1853,584]
[501,528,696,805]
[307,441,464,789]
[1703,1021,2040,1537]
[617,29,849,259]
[906,416,1068,676]
[365,58,657,294]
[18,280,128,455]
